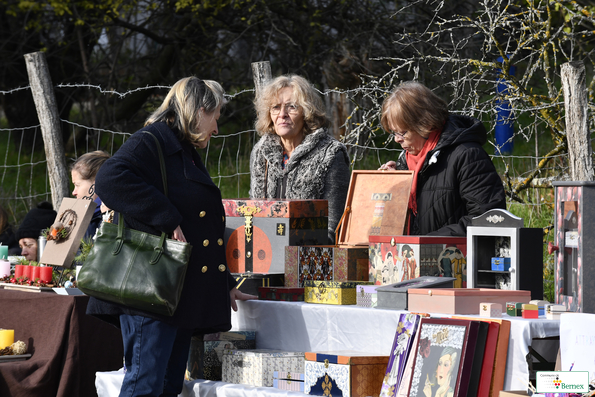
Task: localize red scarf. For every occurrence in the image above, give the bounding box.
[406,130,441,216]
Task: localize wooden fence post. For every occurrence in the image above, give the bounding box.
[251,61,272,98]
[24,51,70,210]
[561,61,593,181]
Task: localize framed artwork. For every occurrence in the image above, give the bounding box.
[380,313,422,397]
[407,318,476,397]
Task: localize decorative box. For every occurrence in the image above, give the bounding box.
[521,304,538,319]
[407,288,531,315]
[506,302,518,316]
[379,313,421,396]
[304,351,389,397]
[223,199,328,274]
[185,330,256,381]
[284,245,369,288]
[273,371,305,392]
[530,300,549,316]
[233,272,284,296]
[221,349,305,387]
[285,170,413,289]
[546,304,566,320]
[375,276,456,311]
[479,302,502,317]
[356,285,379,308]
[491,257,511,271]
[304,280,373,305]
[515,302,524,316]
[369,235,467,286]
[258,286,304,302]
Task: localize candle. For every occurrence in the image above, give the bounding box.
[31,266,40,282]
[0,329,14,349]
[22,265,32,280]
[39,266,53,284]
[0,260,9,278]
[14,265,24,279]
[0,245,7,260]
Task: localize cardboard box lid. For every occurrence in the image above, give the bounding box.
[223,199,328,218]
[305,351,389,365]
[368,235,467,244]
[408,288,531,297]
[222,349,305,358]
[304,280,373,289]
[376,276,456,294]
[203,330,255,341]
[337,170,413,246]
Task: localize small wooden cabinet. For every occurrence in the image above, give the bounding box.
[552,181,595,313]
[466,209,543,300]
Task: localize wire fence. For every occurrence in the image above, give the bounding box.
[0,81,563,230]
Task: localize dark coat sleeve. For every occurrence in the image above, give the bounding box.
[323,148,350,243]
[427,144,506,236]
[95,132,183,234]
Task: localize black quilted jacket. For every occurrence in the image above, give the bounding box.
[396,114,506,236]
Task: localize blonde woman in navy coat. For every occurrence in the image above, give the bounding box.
[89,77,257,397]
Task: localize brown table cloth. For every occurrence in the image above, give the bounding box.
[0,289,123,397]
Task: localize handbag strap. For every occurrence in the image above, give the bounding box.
[112,131,170,265]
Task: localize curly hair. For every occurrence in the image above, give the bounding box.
[254,74,328,136]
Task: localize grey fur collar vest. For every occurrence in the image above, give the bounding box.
[250,128,344,199]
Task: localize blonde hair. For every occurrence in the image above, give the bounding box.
[381,81,449,138]
[71,151,110,181]
[254,74,328,136]
[145,77,226,145]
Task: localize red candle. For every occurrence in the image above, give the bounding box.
[14,265,24,279]
[22,265,32,280]
[31,266,40,282]
[39,267,53,284]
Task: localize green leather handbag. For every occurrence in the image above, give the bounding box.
[77,131,192,316]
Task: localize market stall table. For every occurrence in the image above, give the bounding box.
[96,300,560,396]
[0,289,123,397]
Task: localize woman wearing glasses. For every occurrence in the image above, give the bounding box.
[379,81,505,236]
[250,74,350,243]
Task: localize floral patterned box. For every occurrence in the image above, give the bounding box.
[221,349,305,387]
[285,245,368,288]
[304,351,389,397]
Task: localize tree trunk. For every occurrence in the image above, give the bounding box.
[24,51,70,210]
[561,61,593,181]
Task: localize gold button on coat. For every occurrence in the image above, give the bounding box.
[203,240,209,247]
[199,211,206,217]
[201,266,207,273]
[222,216,225,222]
[218,264,226,272]
[217,238,223,246]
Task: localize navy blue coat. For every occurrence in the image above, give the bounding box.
[87,122,236,333]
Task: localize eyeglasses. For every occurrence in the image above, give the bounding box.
[270,103,300,115]
[391,130,408,138]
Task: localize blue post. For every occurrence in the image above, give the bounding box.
[495,56,516,155]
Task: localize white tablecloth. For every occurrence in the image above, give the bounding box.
[96,300,560,396]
